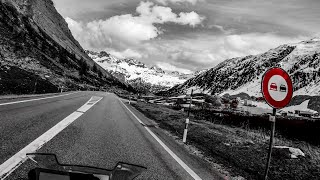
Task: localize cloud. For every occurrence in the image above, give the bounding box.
[168,50,215,66]
[66,1,205,53]
[108,49,144,59]
[222,33,306,55]
[177,11,204,27]
[149,33,306,71]
[156,62,193,74]
[155,0,201,5]
[57,0,317,73]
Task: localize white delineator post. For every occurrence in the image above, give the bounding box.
[183,89,193,143]
[183,118,189,143]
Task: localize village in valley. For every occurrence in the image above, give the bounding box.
[128,93,319,119]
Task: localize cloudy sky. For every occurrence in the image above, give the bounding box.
[53,0,320,73]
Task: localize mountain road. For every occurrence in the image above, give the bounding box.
[0,91,222,180]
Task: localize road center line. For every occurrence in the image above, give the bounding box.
[118,99,202,180]
[0,92,79,106]
[0,96,103,179]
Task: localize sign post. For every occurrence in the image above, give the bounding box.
[264,108,276,180]
[261,67,293,180]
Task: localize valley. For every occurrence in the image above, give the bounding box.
[1,0,319,180]
[87,50,200,93]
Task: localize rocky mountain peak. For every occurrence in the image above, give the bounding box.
[85,50,98,55]
[87,50,197,93]
[123,58,146,68]
[98,51,110,58]
[151,66,165,74]
[311,37,320,41]
[169,71,180,76]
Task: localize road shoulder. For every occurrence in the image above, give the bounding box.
[120,99,225,180]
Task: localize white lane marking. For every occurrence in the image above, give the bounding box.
[77,96,102,112]
[0,96,103,179]
[118,99,202,180]
[0,92,79,106]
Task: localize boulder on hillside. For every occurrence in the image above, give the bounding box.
[273,146,305,159]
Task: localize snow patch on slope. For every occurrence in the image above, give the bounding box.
[221,75,263,97]
[282,100,317,114]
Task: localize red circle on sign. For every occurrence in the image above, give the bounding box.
[262,67,293,109]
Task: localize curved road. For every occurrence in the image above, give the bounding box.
[0,91,222,180]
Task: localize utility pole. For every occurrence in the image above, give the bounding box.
[183,89,193,143]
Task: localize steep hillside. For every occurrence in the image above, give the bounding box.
[87,50,197,93]
[0,0,132,94]
[163,37,320,97]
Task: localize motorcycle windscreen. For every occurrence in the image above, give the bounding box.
[26,153,111,175]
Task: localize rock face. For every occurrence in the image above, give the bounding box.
[0,0,132,94]
[87,50,197,93]
[6,0,87,61]
[165,38,320,97]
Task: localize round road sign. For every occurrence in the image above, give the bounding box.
[262,67,293,109]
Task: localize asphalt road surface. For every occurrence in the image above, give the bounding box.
[0,91,223,180]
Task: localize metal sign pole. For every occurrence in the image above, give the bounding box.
[183,89,193,143]
[264,108,276,180]
[262,67,293,180]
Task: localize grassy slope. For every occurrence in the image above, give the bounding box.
[132,102,320,180]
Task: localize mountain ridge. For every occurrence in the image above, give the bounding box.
[87,50,200,93]
[161,37,320,97]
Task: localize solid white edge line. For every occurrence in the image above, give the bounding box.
[0,96,103,179]
[0,92,79,106]
[118,99,202,180]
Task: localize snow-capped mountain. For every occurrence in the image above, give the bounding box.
[163,37,320,97]
[86,50,195,93]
